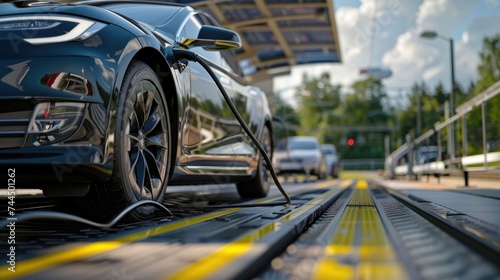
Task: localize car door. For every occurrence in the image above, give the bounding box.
[179,14,243,172]
[200,13,264,166]
[221,50,264,159]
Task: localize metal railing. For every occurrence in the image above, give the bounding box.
[385,80,500,186]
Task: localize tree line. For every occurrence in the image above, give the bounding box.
[273,35,500,160]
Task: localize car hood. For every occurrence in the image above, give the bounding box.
[276,149,322,159]
[325,154,338,162]
[0,1,60,15]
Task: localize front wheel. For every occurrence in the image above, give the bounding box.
[236,125,272,198]
[317,160,328,180]
[83,61,171,221]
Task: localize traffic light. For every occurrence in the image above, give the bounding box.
[347,138,355,146]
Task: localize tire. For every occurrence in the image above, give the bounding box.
[317,160,328,180]
[236,125,271,198]
[332,165,339,178]
[82,61,171,221]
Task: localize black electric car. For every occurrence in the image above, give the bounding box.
[0,0,273,220]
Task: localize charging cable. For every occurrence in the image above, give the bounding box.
[0,200,173,229]
[172,49,291,207]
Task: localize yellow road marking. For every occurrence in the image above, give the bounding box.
[0,208,241,279]
[317,179,336,188]
[166,222,276,280]
[317,179,355,190]
[5,241,122,279]
[311,180,408,280]
[340,179,355,188]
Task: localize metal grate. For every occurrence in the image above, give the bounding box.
[373,189,500,280]
[0,100,33,148]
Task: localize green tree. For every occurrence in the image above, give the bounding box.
[295,72,342,142]
[397,81,448,149]
[467,35,500,154]
[273,101,299,141]
[291,73,394,160]
[339,77,389,159]
[343,77,388,126]
[474,35,500,94]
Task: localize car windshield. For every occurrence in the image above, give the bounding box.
[25,1,182,27]
[323,149,334,155]
[98,3,181,27]
[288,140,317,150]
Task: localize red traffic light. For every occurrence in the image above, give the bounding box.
[347,138,355,146]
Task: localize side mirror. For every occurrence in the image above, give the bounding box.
[179,25,242,51]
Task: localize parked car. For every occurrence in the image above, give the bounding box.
[321,144,340,178]
[415,146,440,164]
[0,0,273,220]
[273,136,328,181]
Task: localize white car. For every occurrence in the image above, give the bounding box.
[415,146,440,164]
[274,136,328,180]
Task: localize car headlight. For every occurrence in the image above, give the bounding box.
[0,15,106,44]
[25,102,85,147]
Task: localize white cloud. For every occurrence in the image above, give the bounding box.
[454,15,500,87]
[416,0,476,33]
[274,0,500,107]
[423,65,444,82]
[275,0,419,102]
[383,1,500,93]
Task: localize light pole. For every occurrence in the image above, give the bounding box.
[420,30,456,159]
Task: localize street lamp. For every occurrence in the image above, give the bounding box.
[420,30,456,158]
[420,31,455,113]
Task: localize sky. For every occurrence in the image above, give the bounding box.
[273,0,500,108]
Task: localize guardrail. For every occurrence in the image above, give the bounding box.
[385,80,500,186]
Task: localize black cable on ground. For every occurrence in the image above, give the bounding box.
[0,200,173,229]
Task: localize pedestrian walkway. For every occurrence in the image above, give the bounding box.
[380,175,500,190]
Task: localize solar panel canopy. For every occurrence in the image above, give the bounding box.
[181,0,342,82]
